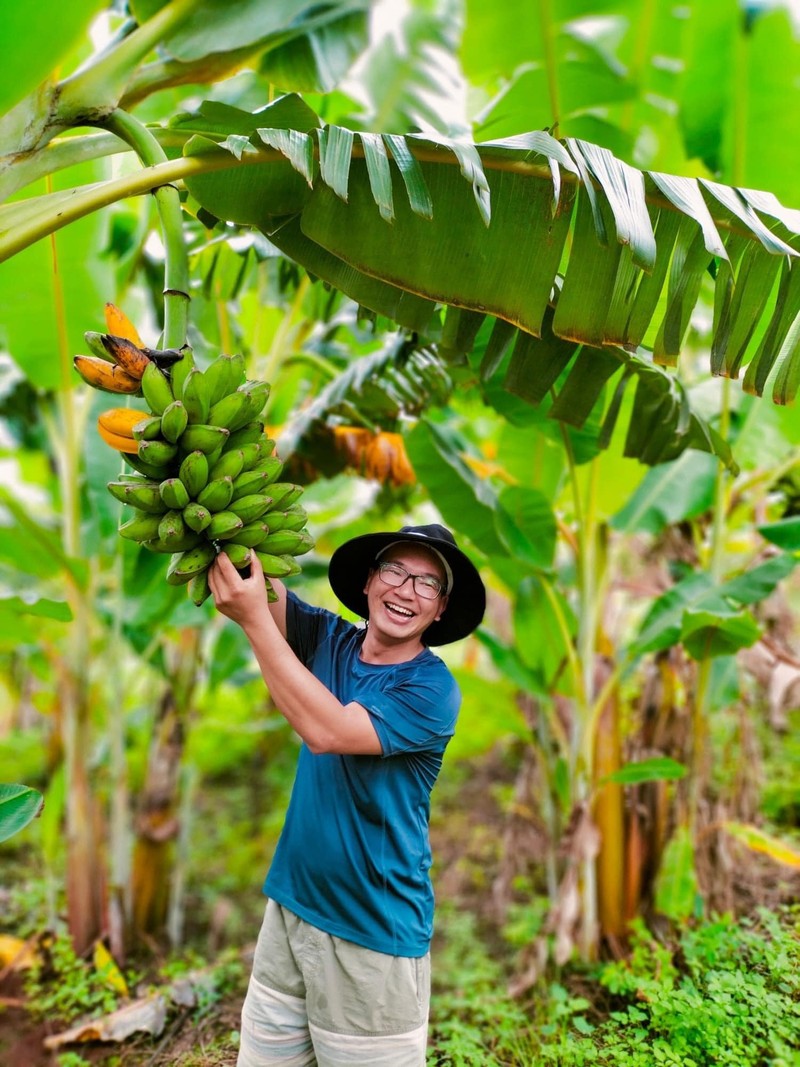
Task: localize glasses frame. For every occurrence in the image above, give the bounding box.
[374,561,445,600]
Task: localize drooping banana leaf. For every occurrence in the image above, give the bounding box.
[4,94,800,468]
[178,117,800,412]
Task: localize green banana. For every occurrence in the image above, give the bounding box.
[197,475,234,513]
[132,415,163,441]
[227,353,247,391]
[224,388,266,433]
[209,448,245,482]
[202,354,234,407]
[84,330,114,361]
[123,452,172,480]
[229,493,272,524]
[207,510,244,541]
[158,509,188,544]
[142,532,203,553]
[227,520,270,547]
[169,347,195,398]
[140,361,175,415]
[239,441,269,471]
[183,502,212,533]
[230,469,270,501]
[263,482,303,510]
[238,380,271,420]
[258,530,314,556]
[181,367,211,424]
[179,450,209,498]
[166,542,217,584]
[223,542,252,570]
[188,568,212,606]
[138,438,178,466]
[277,555,302,578]
[263,504,307,533]
[179,423,230,454]
[159,477,190,511]
[119,512,163,542]
[254,551,295,578]
[223,421,267,451]
[247,454,283,480]
[207,390,250,430]
[160,400,189,444]
[107,481,166,514]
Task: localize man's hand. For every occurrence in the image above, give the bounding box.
[208,550,269,628]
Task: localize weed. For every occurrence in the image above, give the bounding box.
[23,928,125,1022]
[428,902,536,1065]
[55,1053,92,1067]
[429,902,800,1066]
[538,907,800,1066]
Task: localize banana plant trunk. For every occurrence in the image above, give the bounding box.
[62,606,106,954]
[130,628,200,942]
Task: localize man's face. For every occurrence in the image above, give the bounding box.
[364,543,449,646]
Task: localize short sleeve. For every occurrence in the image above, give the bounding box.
[285,591,343,666]
[365,665,461,757]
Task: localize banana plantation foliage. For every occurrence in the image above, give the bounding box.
[1,0,800,1059]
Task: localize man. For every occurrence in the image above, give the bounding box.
[209,522,486,1066]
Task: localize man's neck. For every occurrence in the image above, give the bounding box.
[359,629,425,665]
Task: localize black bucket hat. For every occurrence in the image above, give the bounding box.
[328,523,486,645]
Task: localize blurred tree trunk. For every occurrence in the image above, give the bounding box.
[130,627,201,943]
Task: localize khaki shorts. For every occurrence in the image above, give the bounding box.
[237,899,431,1066]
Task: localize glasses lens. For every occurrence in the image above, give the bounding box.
[378,563,406,587]
[414,575,441,600]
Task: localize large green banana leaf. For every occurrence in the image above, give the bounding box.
[172,111,800,409]
[7,97,799,467]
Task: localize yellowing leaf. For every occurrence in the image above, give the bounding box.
[0,933,37,969]
[93,940,129,996]
[723,821,800,868]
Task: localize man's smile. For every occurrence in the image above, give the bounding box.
[383,600,415,619]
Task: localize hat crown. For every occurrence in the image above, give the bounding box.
[398,523,456,547]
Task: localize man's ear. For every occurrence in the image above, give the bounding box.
[364,567,375,596]
[435,594,449,621]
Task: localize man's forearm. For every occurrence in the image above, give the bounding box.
[241,613,381,756]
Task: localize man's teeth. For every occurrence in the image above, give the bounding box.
[386,602,414,617]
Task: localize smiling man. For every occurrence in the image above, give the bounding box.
[208,523,485,1067]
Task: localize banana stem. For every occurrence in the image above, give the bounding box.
[56,0,197,125]
[101,109,189,350]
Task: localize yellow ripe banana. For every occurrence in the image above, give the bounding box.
[74,355,141,395]
[104,303,145,348]
[97,407,150,439]
[97,420,141,453]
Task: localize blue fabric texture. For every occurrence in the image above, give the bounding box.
[263,591,461,957]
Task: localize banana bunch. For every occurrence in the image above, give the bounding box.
[81,328,312,605]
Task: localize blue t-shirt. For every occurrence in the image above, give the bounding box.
[263,591,461,957]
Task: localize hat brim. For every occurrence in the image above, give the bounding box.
[328,530,485,645]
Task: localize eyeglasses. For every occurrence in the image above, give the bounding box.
[375,561,444,600]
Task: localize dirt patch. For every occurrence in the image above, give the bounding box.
[0,966,245,1066]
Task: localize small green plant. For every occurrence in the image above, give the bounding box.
[158,947,245,1021]
[24,929,124,1022]
[427,903,536,1065]
[55,1053,92,1067]
[535,907,800,1066]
